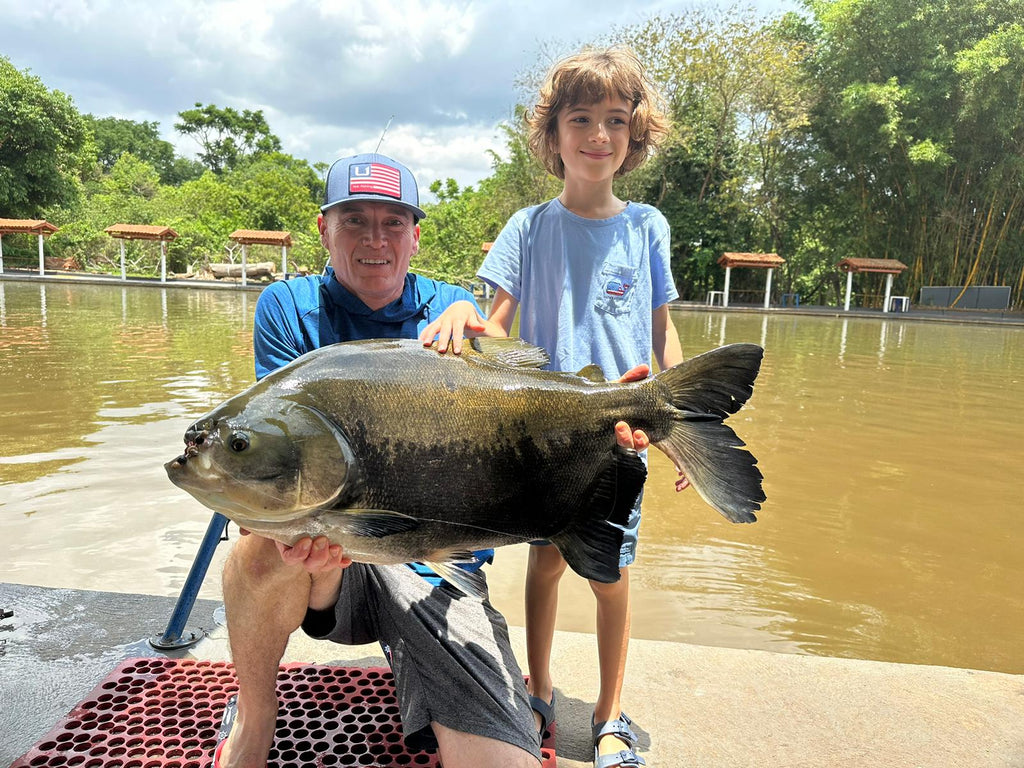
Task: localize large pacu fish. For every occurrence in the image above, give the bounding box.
[166,338,765,594]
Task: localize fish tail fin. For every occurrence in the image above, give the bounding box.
[650,343,765,523]
[549,445,648,583]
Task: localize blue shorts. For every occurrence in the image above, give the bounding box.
[532,488,644,569]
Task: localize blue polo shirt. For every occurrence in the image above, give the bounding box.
[252,267,494,583]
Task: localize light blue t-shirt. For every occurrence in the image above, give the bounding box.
[478,198,679,378]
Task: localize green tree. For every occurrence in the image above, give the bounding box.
[174,103,282,174]
[801,0,1024,306]
[0,56,92,216]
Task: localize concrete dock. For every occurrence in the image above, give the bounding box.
[2,582,1022,767]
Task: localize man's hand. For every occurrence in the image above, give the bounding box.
[614,365,691,492]
[418,300,507,355]
[274,535,352,574]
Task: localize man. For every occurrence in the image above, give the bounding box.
[216,152,539,768]
[215,151,651,768]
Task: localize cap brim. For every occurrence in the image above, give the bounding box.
[320,195,426,221]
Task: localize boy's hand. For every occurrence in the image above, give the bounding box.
[418,300,504,354]
[614,366,692,492]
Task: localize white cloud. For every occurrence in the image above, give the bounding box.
[0,0,801,197]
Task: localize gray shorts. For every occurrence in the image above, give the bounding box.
[306,562,540,758]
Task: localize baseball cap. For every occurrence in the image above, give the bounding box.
[321,152,427,220]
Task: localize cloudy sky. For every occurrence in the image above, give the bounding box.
[1,0,799,198]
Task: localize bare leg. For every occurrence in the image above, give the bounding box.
[433,723,540,768]
[218,534,312,768]
[591,566,632,762]
[524,544,567,731]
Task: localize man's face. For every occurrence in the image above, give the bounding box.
[318,202,420,310]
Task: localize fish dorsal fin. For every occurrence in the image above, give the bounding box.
[470,337,550,369]
[575,364,607,382]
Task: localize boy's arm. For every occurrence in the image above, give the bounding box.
[418,286,520,354]
[486,287,519,334]
[652,303,684,370]
[419,300,509,354]
[617,304,691,491]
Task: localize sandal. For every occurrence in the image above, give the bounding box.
[592,711,645,768]
[210,695,238,768]
[529,690,557,738]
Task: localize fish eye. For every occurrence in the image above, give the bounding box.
[229,432,250,453]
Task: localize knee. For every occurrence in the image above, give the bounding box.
[527,546,568,581]
[223,534,293,591]
[589,567,628,599]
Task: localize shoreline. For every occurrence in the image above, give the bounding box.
[3,581,1022,767]
[3,268,1023,326]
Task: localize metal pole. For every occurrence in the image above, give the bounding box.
[281,245,288,280]
[0,233,4,274]
[241,244,248,288]
[764,268,773,309]
[38,234,45,276]
[120,240,126,281]
[723,267,732,308]
[160,240,167,283]
[844,271,853,311]
[883,273,893,313]
[150,512,228,650]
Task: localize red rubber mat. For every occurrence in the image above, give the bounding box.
[11,658,557,767]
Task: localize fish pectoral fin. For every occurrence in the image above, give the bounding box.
[548,445,648,584]
[423,561,488,600]
[469,337,550,369]
[574,363,607,383]
[320,509,421,538]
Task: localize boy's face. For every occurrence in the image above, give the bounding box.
[555,96,632,184]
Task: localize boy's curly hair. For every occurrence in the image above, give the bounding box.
[526,45,670,180]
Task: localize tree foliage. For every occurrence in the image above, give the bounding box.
[0,56,92,216]
[4,3,1024,308]
[174,103,282,175]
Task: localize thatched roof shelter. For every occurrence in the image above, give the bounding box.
[0,219,59,275]
[837,259,909,311]
[715,252,787,308]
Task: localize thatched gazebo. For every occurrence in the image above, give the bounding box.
[716,252,786,308]
[0,219,59,275]
[228,230,293,287]
[104,224,179,282]
[837,258,909,312]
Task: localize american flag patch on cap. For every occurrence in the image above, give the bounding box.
[349,162,402,199]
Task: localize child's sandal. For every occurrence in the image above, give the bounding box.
[592,712,645,768]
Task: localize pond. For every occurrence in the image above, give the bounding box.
[1,279,1021,674]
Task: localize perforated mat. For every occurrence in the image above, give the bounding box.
[11,658,557,767]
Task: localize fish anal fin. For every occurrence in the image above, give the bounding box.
[549,445,647,583]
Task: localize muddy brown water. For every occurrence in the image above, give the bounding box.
[1,280,1021,673]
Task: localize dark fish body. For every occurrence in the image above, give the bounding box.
[166,338,765,588]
